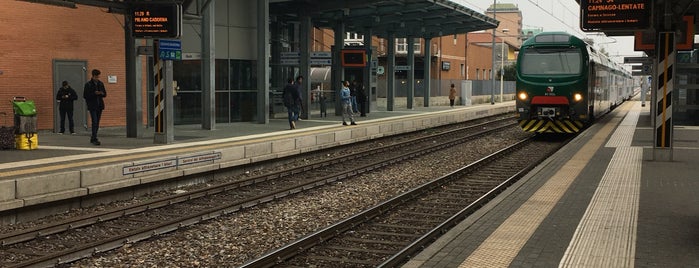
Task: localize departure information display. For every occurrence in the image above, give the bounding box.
[132,4,181,38]
[580,0,651,32]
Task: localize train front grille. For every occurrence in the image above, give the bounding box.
[519,119,584,133]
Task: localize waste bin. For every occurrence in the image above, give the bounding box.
[12,96,38,150]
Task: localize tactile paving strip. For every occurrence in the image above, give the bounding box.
[559,146,642,268]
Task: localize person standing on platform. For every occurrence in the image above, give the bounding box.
[350,80,359,113]
[282,78,301,129]
[294,75,304,120]
[356,80,367,117]
[84,69,106,145]
[449,83,457,107]
[340,81,357,126]
[56,81,78,134]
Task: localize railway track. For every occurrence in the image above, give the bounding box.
[241,136,570,268]
[0,118,517,267]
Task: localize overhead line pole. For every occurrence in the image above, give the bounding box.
[490,0,497,105]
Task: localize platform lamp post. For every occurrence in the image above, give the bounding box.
[500,28,509,103]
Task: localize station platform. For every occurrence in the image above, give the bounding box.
[0,103,515,221]
[404,101,699,268]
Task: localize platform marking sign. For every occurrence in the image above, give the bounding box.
[122,152,222,175]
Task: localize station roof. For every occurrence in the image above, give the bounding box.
[26,0,498,39]
[269,0,499,39]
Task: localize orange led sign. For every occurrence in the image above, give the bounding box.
[132,4,181,38]
[580,0,651,32]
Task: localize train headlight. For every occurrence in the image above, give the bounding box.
[573,93,583,102]
[518,92,528,101]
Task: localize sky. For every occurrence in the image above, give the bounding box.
[452,0,644,64]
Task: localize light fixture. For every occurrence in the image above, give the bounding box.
[518,92,528,101]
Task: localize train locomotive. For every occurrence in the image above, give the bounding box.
[515,32,634,133]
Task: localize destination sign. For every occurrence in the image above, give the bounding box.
[132,4,182,38]
[580,0,651,32]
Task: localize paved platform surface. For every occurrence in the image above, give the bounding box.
[404,101,699,268]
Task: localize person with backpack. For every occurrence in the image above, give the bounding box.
[282,78,301,129]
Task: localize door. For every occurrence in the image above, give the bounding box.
[53,60,87,133]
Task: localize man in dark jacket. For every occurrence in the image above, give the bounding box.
[282,78,301,129]
[56,81,78,134]
[83,69,106,145]
[355,81,367,117]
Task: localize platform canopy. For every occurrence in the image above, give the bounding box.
[270,0,499,39]
[17,0,191,12]
[23,0,497,38]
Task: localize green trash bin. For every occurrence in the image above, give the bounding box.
[12,96,37,116]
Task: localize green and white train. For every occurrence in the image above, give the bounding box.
[515,32,634,133]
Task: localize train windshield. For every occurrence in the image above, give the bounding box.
[520,47,582,75]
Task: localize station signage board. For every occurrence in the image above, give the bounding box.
[158,39,182,61]
[580,0,651,32]
[132,4,182,38]
[623,56,652,64]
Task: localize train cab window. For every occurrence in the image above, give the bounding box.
[520,47,582,75]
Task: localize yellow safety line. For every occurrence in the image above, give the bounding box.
[0,110,454,178]
[0,131,304,178]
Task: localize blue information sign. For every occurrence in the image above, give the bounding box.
[158,39,181,60]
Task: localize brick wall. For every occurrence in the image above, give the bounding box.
[430,35,467,81]
[467,44,494,81]
[0,2,127,130]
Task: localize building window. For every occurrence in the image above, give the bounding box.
[476,68,480,80]
[396,38,422,54]
[460,64,465,77]
[168,59,258,125]
[396,38,407,53]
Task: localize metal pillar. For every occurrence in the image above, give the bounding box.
[363,28,373,114]
[407,36,414,109]
[299,15,311,119]
[333,22,345,115]
[653,32,675,161]
[124,14,142,138]
[387,32,395,111]
[201,0,215,129]
[257,0,270,124]
[423,37,432,107]
[154,59,174,144]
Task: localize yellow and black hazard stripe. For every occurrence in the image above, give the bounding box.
[518,119,584,133]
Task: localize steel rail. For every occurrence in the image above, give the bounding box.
[2,119,517,267]
[240,136,569,268]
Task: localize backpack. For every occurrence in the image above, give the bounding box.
[282,85,294,107]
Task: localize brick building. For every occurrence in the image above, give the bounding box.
[0,1,132,131]
[485,3,523,48]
